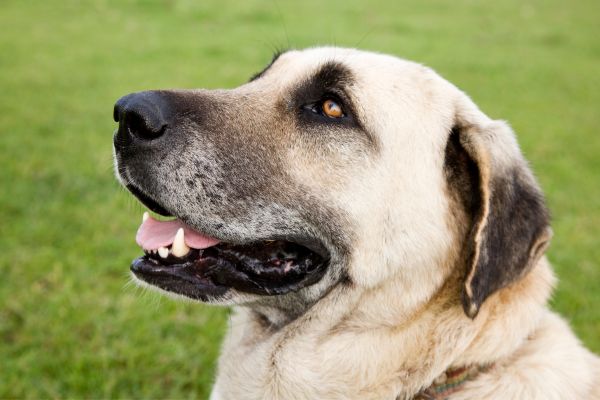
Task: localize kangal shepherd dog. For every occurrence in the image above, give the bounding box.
[113,47,600,399]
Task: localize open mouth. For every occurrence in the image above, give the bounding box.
[131,212,330,301]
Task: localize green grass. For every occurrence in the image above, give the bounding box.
[1,0,598,398]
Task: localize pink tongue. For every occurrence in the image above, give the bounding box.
[136,215,220,250]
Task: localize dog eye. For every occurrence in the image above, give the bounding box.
[322,99,344,118]
[301,97,347,121]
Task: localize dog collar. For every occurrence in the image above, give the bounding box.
[413,364,492,400]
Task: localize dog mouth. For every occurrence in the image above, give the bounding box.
[131,212,330,301]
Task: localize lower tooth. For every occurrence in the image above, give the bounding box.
[158,247,169,258]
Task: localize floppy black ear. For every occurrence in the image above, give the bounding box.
[448,118,553,318]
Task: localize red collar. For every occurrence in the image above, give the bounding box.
[413,364,493,400]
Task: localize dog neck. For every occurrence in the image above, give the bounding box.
[213,258,554,399]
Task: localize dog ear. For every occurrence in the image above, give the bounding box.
[448,102,553,318]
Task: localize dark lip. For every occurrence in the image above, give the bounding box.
[251,234,329,260]
[125,183,173,217]
[131,241,330,299]
[131,257,230,300]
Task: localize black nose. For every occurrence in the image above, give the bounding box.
[113,91,169,141]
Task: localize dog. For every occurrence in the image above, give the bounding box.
[113,47,600,399]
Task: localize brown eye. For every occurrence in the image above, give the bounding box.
[322,99,343,118]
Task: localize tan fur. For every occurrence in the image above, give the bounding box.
[129,47,599,399]
[212,258,598,399]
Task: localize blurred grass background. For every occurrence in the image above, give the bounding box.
[1,0,598,398]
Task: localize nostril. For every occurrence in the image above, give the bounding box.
[124,111,166,141]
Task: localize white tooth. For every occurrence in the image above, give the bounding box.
[158,247,169,258]
[171,228,190,257]
[143,212,149,222]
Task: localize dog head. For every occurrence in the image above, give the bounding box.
[113,47,551,318]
